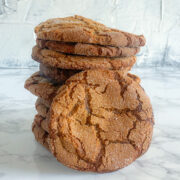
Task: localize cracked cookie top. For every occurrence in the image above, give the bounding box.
[49,70,154,172]
[35,15,146,47]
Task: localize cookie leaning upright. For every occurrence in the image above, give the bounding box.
[49,70,154,172]
[28,70,154,172]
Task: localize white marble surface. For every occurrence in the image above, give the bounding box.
[0,67,180,180]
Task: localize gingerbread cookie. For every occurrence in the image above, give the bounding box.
[49,70,154,172]
[32,46,136,70]
[37,39,140,57]
[35,15,145,47]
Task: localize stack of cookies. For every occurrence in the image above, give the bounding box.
[25,15,154,173]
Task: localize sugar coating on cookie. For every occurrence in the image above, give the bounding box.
[35,15,145,47]
[49,70,154,172]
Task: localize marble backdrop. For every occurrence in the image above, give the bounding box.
[0,0,180,67]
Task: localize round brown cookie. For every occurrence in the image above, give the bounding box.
[32,120,49,149]
[35,15,145,47]
[24,72,59,101]
[37,39,140,57]
[49,70,154,172]
[40,63,140,85]
[32,46,136,70]
[39,63,80,84]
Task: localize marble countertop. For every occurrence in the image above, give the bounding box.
[0,67,180,180]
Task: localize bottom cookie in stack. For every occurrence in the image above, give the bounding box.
[26,69,154,173]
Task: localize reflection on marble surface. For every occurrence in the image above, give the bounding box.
[0,67,180,180]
